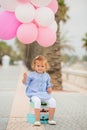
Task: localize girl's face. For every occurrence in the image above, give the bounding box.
[35,60,46,73]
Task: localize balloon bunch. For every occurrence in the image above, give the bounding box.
[0,0,58,47]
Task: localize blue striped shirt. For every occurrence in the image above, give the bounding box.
[26,71,53,100]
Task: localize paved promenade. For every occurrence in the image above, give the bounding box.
[0,65,87,130]
[0,65,21,130]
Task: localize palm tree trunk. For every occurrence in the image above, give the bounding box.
[44,15,62,90]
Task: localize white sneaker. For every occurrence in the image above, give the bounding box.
[34,121,41,126]
[48,120,56,125]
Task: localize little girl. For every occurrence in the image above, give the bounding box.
[23,55,56,126]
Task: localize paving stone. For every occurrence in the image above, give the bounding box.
[45,92,87,130]
[6,118,45,130]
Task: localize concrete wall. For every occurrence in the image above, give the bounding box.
[62,68,87,89]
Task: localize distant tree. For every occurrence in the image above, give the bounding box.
[62,54,71,63]
[0,41,13,57]
[69,55,79,64]
[82,33,87,51]
[0,41,17,64]
[82,55,87,61]
[62,54,79,66]
[60,31,75,54]
[15,38,26,60]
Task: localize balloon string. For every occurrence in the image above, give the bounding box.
[26,44,29,66]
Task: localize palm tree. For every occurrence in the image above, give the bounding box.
[25,0,69,90]
[43,0,70,90]
[60,31,75,54]
[82,33,87,51]
[15,38,26,61]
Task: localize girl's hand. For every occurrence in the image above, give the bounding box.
[22,72,27,84]
[47,87,52,93]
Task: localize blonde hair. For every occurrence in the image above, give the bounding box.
[31,55,49,71]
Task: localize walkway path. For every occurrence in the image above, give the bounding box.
[0,65,87,130]
[0,65,21,130]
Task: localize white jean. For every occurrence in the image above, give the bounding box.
[31,96,56,109]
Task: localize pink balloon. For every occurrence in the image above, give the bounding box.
[17,23,38,44]
[47,0,58,14]
[32,20,39,28]
[0,11,21,40]
[17,0,30,3]
[37,27,56,47]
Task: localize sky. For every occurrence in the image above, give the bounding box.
[60,0,87,58]
[0,0,87,58]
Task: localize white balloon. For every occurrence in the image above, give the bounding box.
[50,20,58,32]
[35,7,55,27]
[31,0,52,7]
[0,0,20,12]
[15,3,35,23]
